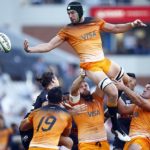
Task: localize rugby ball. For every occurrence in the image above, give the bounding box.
[0,33,11,53]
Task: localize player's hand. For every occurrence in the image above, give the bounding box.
[68,104,88,115]
[113,80,125,90]
[80,69,86,79]
[131,19,147,27]
[24,39,30,52]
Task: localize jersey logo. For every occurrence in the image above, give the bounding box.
[88,110,100,117]
[81,31,96,40]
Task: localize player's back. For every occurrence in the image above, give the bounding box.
[28,105,72,150]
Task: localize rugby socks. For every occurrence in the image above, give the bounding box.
[107,106,119,130]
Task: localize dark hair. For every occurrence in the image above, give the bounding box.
[48,86,62,104]
[36,72,55,88]
[67,1,83,21]
[127,73,136,79]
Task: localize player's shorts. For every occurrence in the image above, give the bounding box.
[123,137,150,150]
[78,141,110,150]
[80,58,111,74]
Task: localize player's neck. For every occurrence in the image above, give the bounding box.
[80,17,84,23]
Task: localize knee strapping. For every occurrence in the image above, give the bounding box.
[115,67,124,81]
[98,78,112,90]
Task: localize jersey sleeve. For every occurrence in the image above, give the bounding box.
[57,28,68,41]
[97,18,106,29]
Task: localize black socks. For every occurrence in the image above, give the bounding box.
[107,106,119,130]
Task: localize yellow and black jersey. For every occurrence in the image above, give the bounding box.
[72,93,107,143]
[58,17,106,63]
[129,99,150,138]
[28,105,72,149]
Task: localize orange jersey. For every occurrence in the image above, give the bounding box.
[58,17,105,63]
[72,93,107,143]
[0,128,13,150]
[28,105,72,149]
[129,99,150,138]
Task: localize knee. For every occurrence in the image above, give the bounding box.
[59,136,73,149]
[65,137,73,149]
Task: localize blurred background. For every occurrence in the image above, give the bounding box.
[0,0,150,149]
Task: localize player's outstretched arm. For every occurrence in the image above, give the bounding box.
[71,69,86,96]
[24,35,64,53]
[102,19,147,34]
[114,80,150,111]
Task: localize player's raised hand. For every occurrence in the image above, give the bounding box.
[80,69,86,79]
[131,19,147,27]
[24,39,30,52]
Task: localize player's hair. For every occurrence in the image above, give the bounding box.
[127,73,136,79]
[37,71,55,88]
[67,1,83,22]
[48,86,62,104]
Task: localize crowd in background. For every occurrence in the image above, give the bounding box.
[30,0,144,5]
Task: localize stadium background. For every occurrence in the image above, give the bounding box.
[0,0,150,149]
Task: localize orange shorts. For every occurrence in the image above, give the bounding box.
[123,137,150,150]
[78,141,110,150]
[80,58,111,74]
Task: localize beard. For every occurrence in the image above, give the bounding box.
[80,91,93,102]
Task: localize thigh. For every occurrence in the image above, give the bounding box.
[86,70,108,85]
[106,60,121,79]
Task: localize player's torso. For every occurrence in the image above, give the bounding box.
[61,17,105,62]
[30,105,70,147]
[130,102,150,137]
[72,95,107,142]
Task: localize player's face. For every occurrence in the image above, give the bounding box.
[67,10,79,24]
[141,83,150,99]
[47,76,59,90]
[79,81,90,96]
[127,77,136,91]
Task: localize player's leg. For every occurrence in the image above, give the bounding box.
[86,70,118,106]
[106,60,130,85]
[104,59,131,141]
[86,70,130,141]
